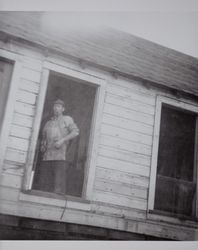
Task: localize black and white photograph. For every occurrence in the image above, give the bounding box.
[0,0,198,247]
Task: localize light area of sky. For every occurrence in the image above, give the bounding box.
[0,0,198,58]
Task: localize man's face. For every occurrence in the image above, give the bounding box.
[53,104,64,116]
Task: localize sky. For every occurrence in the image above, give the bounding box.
[0,0,198,58]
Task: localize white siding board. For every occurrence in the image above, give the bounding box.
[3,162,24,176]
[15,101,35,116]
[12,112,33,128]
[7,136,29,152]
[94,179,147,199]
[0,172,22,189]
[110,78,156,97]
[21,56,43,72]
[91,203,146,220]
[20,79,40,94]
[0,200,63,222]
[104,103,154,126]
[10,124,31,140]
[16,89,37,105]
[95,167,149,188]
[98,146,151,167]
[102,114,153,135]
[106,83,156,106]
[5,148,27,164]
[101,123,152,146]
[106,94,155,115]
[100,135,152,156]
[93,190,147,210]
[0,186,20,202]
[97,156,150,177]
[21,67,41,83]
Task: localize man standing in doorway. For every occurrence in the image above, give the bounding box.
[35,99,79,194]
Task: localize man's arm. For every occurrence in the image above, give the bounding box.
[55,117,79,148]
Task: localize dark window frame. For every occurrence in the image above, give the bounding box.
[148,96,198,220]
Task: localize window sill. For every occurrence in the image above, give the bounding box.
[147,210,198,228]
[19,190,91,212]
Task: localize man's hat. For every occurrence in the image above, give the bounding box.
[53,99,65,107]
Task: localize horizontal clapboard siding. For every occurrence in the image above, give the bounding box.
[98,146,151,166]
[21,57,43,72]
[103,103,154,126]
[94,78,155,211]
[94,179,147,200]
[101,123,152,146]
[102,113,153,135]
[100,135,152,156]
[20,79,39,94]
[5,148,27,164]
[91,203,146,220]
[106,94,155,115]
[0,172,22,189]
[3,58,42,170]
[3,161,24,176]
[16,89,37,105]
[0,186,20,202]
[12,112,34,128]
[21,67,41,83]
[15,101,35,116]
[97,155,150,177]
[95,167,149,188]
[7,136,29,152]
[106,83,156,106]
[93,190,147,210]
[10,124,31,140]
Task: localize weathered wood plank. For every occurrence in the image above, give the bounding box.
[15,101,35,116]
[101,123,152,146]
[0,186,20,202]
[22,56,43,72]
[127,220,194,241]
[93,190,147,210]
[104,103,154,126]
[12,112,33,128]
[10,124,31,140]
[100,134,152,156]
[20,78,40,94]
[5,148,27,164]
[102,113,153,135]
[95,167,149,188]
[7,136,29,152]
[0,172,22,189]
[91,202,146,220]
[106,83,156,106]
[3,162,24,176]
[110,77,156,97]
[94,179,148,200]
[19,192,66,208]
[16,89,37,105]
[105,94,155,115]
[0,200,64,222]
[98,146,151,167]
[21,67,41,82]
[97,155,150,177]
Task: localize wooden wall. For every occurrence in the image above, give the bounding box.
[0,40,198,240]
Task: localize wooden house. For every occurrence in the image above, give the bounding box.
[0,12,198,240]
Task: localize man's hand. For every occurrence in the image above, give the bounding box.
[54,138,65,149]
